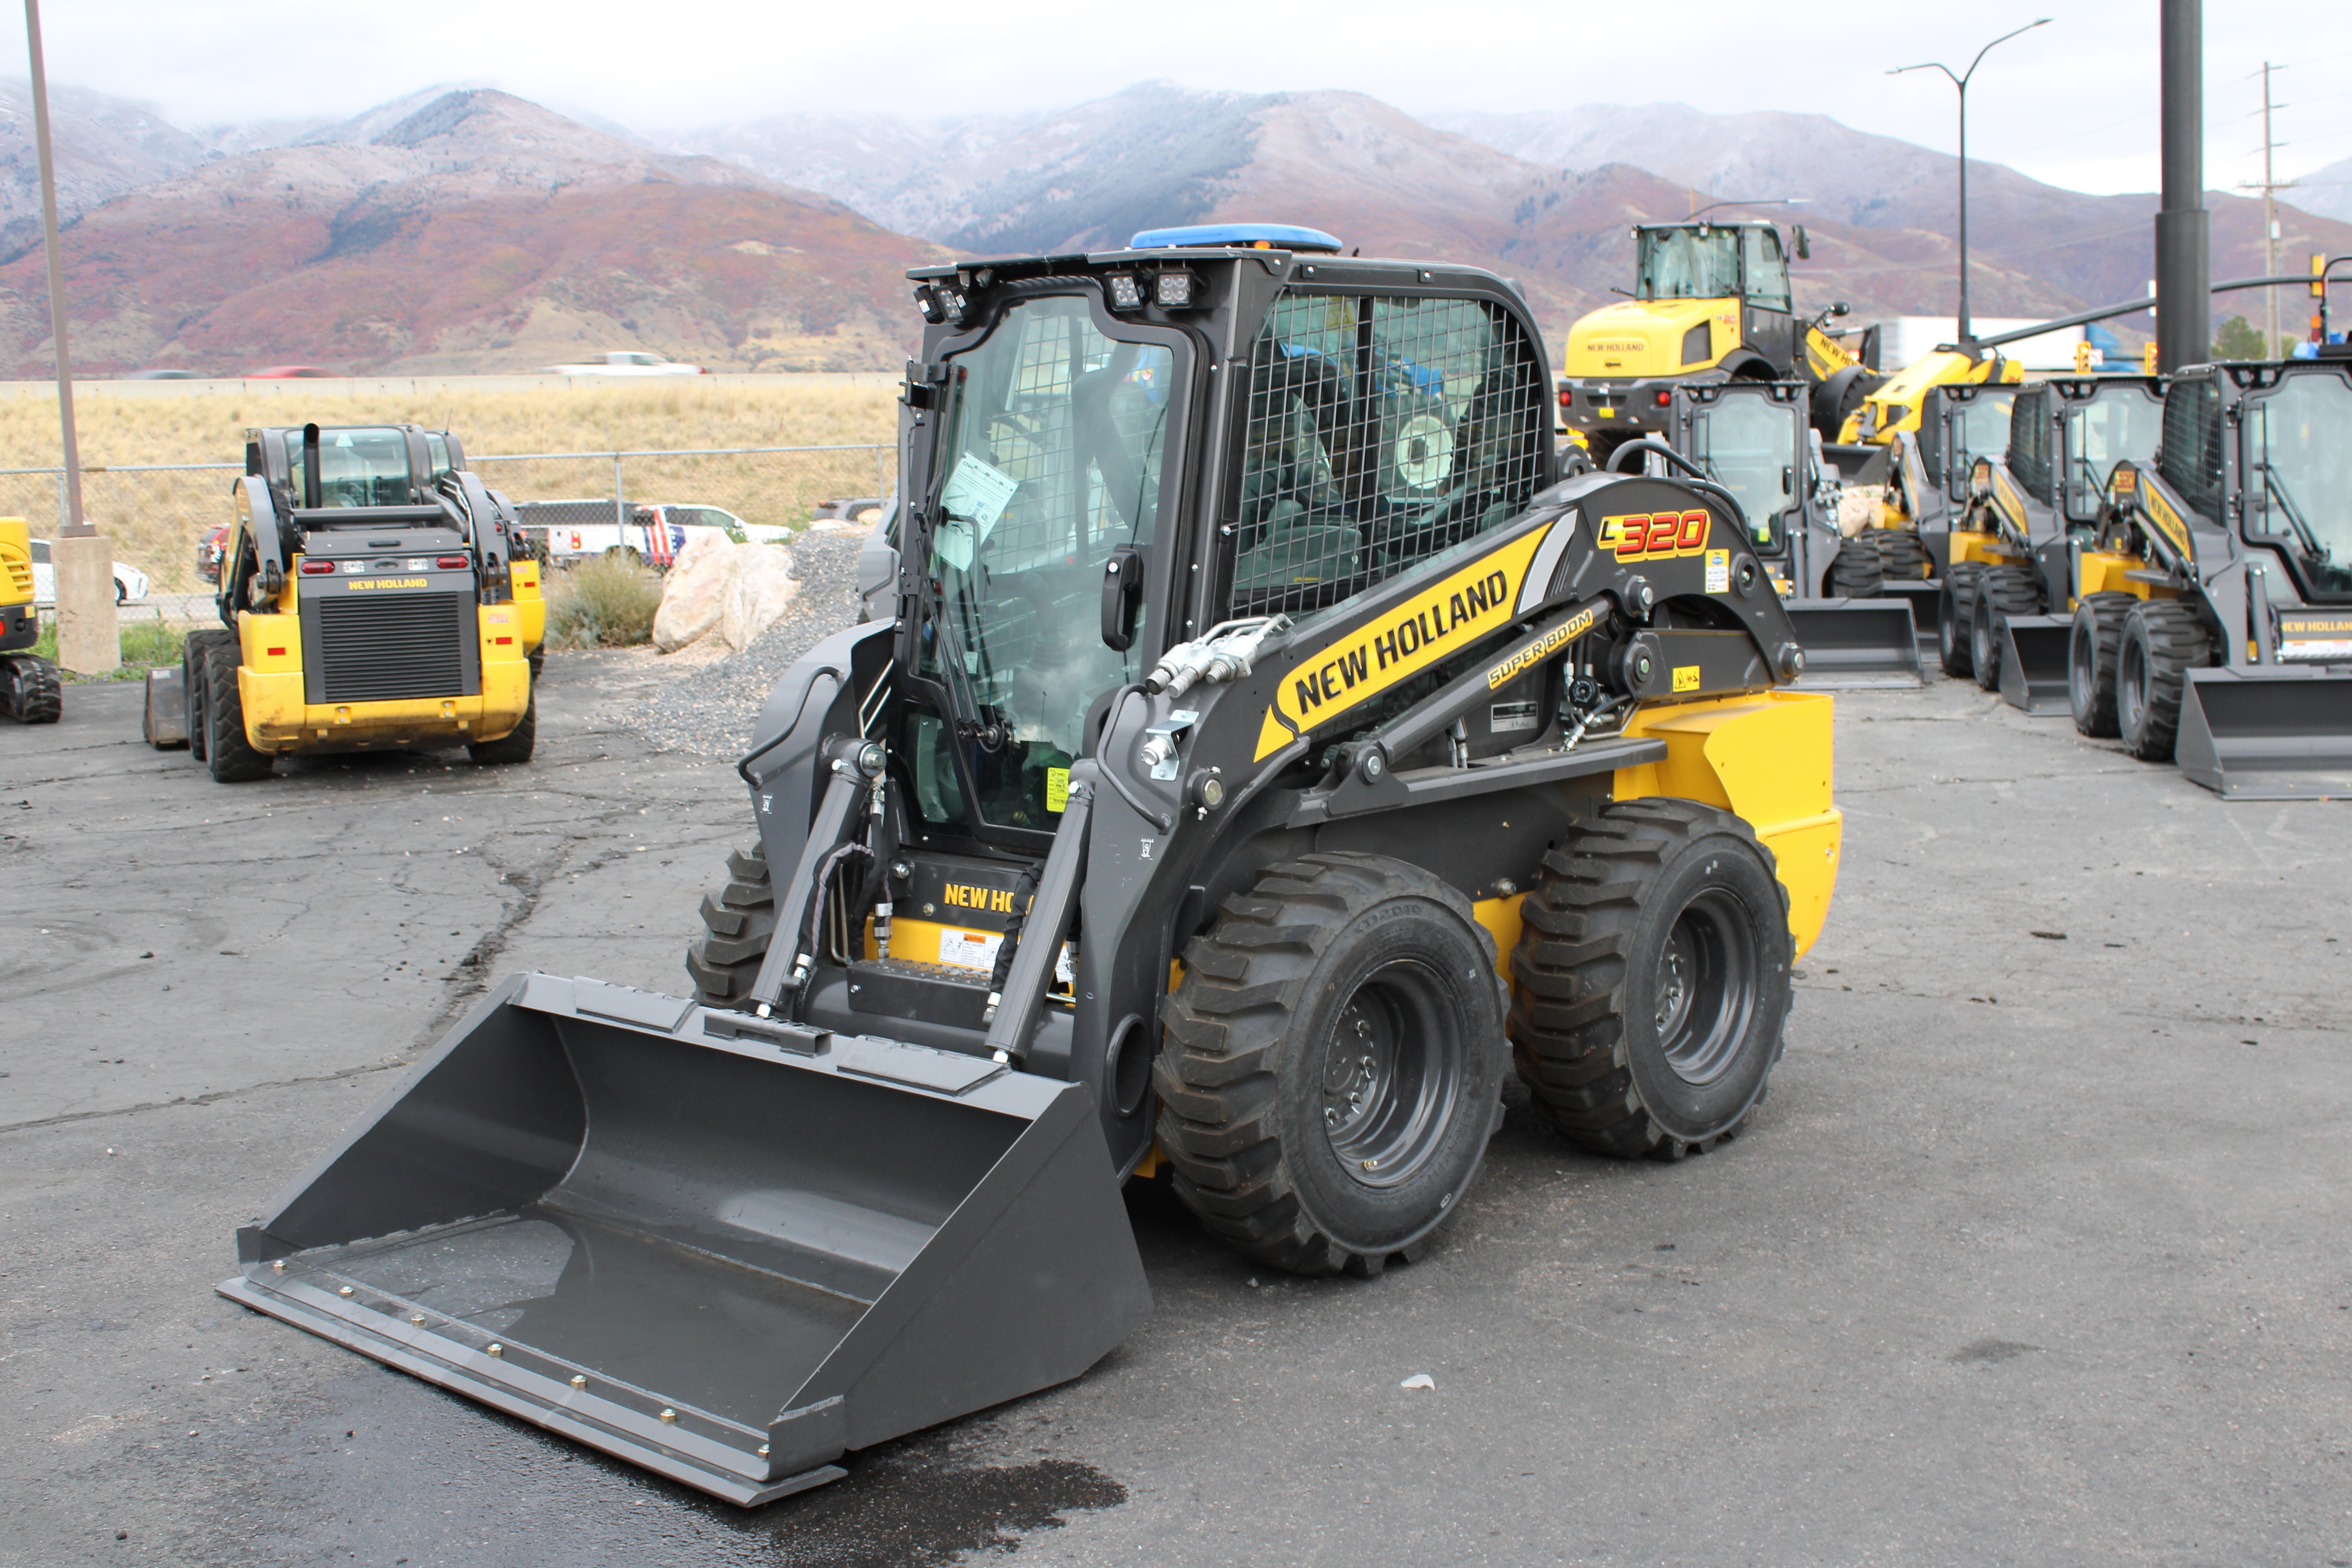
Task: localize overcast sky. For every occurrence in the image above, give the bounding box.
[10,0,2350,198]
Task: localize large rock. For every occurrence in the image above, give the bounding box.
[720,546,800,651]
[1837,485,1886,537]
[652,537,800,653]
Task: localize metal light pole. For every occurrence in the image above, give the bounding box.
[2154,0,2208,374]
[1891,18,2054,352]
[24,0,113,671]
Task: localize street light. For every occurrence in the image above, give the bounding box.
[1890,18,2053,349]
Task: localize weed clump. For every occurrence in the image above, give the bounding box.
[546,555,662,647]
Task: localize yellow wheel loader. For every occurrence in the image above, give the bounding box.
[1834,346,2023,454]
[221,227,1843,1505]
[2064,350,2352,796]
[0,517,60,724]
[156,423,545,779]
[1557,219,1878,463]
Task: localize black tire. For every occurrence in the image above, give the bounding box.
[1938,561,1984,677]
[467,689,535,765]
[686,842,778,1009]
[1508,798,1792,1160]
[183,630,232,763]
[1156,852,1508,1277]
[2068,592,2137,738]
[1872,529,1934,582]
[1969,566,2042,693]
[1828,538,1883,598]
[1,654,61,724]
[527,645,545,681]
[2117,599,2214,762]
[203,638,274,782]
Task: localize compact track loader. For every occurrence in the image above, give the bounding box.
[1934,374,2166,704]
[1648,381,1920,685]
[0,518,60,723]
[222,229,1843,1505]
[2065,352,2352,796]
[153,423,545,778]
[1557,219,1877,463]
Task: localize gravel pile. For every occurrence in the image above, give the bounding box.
[625,530,868,757]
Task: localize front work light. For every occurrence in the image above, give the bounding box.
[1107,274,1143,310]
[1154,271,1194,309]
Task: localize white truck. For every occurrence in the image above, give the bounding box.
[511,500,791,567]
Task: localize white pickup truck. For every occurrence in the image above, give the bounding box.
[512,501,792,567]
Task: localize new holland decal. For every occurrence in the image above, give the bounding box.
[2143,486,2192,558]
[1254,522,1557,760]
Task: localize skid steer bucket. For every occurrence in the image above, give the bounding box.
[2172,668,2352,799]
[1997,615,2071,714]
[1785,600,1925,688]
[219,974,1151,1505]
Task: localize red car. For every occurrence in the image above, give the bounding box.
[197,522,228,584]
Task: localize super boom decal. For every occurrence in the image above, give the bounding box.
[1254,522,1557,760]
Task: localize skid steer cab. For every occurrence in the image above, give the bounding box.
[223,229,1843,1505]
[1649,380,1923,686]
[2061,353,2352,797]
[1935,373,2166,705]
[1881,380,2023,566]
[153,423,546,778]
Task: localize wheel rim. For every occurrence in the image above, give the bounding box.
[1654,889,1758,1086]
[1320,959,1461,1189]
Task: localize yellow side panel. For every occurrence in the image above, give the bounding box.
[1613,691,1842,958]
[2077,552,2152,599]
[1948,532,2018,569]
[239,669,307,742]
[1564,298,1727,379]
[511,562,545,649]
[0,517,33,606]
[1471,893,1526,980]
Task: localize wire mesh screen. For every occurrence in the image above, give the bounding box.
[1229,290,1546,617]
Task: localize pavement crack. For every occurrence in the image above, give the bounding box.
[0,1058,407,1137]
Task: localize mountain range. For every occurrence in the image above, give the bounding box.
[1,78,2343,377]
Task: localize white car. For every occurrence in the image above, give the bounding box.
[28,537,149,604]
[543,351,706,377]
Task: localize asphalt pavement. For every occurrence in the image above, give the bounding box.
[1,661,2345,1568]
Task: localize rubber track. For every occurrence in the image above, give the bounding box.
[1506,798,1786,1160]
[1155,851,1490,1276]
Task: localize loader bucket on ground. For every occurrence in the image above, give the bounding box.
[1997,615,2071,715]
[2172,668,2352,800]
[1884,581,1941,637]
[1785,599,1925,688]
[219,974,1152,1506]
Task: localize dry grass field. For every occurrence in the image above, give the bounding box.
[3,381,900,590]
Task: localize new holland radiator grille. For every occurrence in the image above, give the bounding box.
[313,592,471,702]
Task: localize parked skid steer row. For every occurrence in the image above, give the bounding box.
[154,423,546,779]
[1648,380,1922,686]
[2067,352,2352,797]
[221,229,1844,1506]
[1935,374,2167,707]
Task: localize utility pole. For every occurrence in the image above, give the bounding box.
[2240,63,2297,356]
[24,0,113,671]
[2154,0,2209,374]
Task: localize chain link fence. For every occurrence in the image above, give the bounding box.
[0,443,895,596]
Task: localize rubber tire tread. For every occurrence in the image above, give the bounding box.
[1871,530,1934,582]
[1154,851,1504,1278]
[467,689,536,765]
[2,654,60,724]
[1507,797,1789,1160]
[185,630,231,762]
[2069,592,2136,738]
[687,842,777,1008]
[203,638,273,782]
[1939,562,1984,677]
[1969,566,2042,692]
[2118,599,2213,762]
[1828,539,1884,598]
